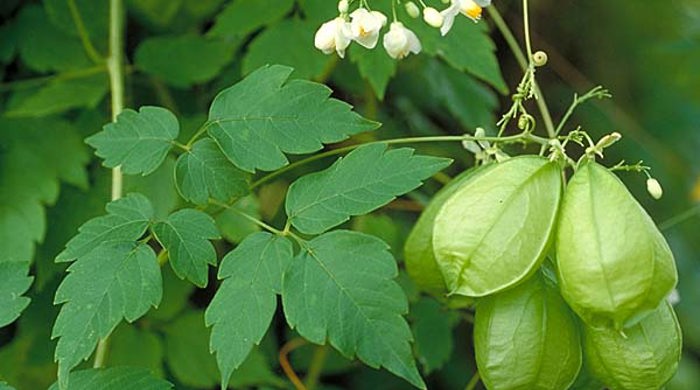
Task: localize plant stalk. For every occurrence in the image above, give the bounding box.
[94,0,125,369]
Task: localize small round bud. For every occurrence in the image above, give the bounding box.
[338,0,349,14]
[405,2,420,18]
[533,50,548,67]
[646,178,663,200]
[422,7,444,28]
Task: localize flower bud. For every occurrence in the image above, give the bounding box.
[405,2,420,18]
[423,7,444,28]
[646,178,663,200]
[338,0,349,14]
[595,132,622,149]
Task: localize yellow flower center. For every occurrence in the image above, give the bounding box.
[461,1,483,21]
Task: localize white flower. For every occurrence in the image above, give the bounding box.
[383,22,421,59]
[350,8,387,49]
[440,0,491,36]
[423,7,444,28]
[314,17,353,58]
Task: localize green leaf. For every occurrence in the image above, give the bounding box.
[134,35,234,88]
[0,261,33,327]
[56,193,154,262]
[349,44,397,100]
[48,367,172,390]
[1,117,90,261]
[164,311,219,388]
[209,0,295,38]
[52,242,162,389]
[207,64,379,172]
[242,19,332,81]
[175,138,250,205]
[422,59,498,130]
[206,232,294,388]
[0,117,89,323]
[404,16,507,94]
[15,5,91,72]
[282,230,425,389]
[44,0,108,49]
[126,0,182,29]
[410,298,454,374]
[433,156,562,297]
[153,208,220,287]
[6,72,109,117]
[286,143,452,235]
[86,106,179,175]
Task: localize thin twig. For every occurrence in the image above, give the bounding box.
[279,338,309,390]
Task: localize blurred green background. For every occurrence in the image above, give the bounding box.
[0,0,698,388]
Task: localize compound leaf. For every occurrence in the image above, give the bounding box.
[206,232,293,388]
[52,242,162,389]
[207,64,379,172]
[282,230,425,389]
[48,367,172,390]
[285,143,451,235]
[153,209,220,287]
[175,138,250,205]
[86,106,179,175]
[56,193,154,262]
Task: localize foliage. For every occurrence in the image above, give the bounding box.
[1,0,699,389]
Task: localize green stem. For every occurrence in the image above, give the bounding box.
[67,0,104,64]
[209,199,306,248]
[554,86,611,136]
[464,372,481,390]
[488,5,556,138]
[522,0,534,61]
[94,0,125,370]
[304,345,328,390]
[0,65,107,92]
[250,133,549,190]
[185,122,212,148]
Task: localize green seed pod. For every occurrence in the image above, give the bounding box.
[433,156,562,297]
[405,164,495,304]
[584,301,682,390]
[474,271,582,390]
[556,162,677,329]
